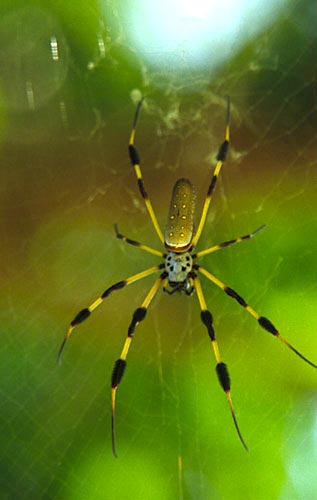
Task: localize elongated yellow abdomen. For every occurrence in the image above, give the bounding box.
[164,178,196,252]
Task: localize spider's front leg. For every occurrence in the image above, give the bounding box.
[128,98,164,244]
[191,96,231,248]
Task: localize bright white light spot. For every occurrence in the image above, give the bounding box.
[50,35,59,61]
[120,0,286,71]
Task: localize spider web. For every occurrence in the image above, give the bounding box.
[1,1,317,499]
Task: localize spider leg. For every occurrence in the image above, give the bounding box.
[57,264,164,364]
[129,98,164,244]
[191,97,230,248]
[196,264,317,368]
[193,273,248,451]
[193,225,265,259]
[111,271,167,457]
[114,224,165,257]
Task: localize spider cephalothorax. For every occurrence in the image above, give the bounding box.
[165,251,193,282]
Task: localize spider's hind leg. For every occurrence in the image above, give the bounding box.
[111,271,167,457]
[58,265,164,364]
[193,273,248,451]
[196,264,317,369]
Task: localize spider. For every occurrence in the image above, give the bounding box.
[58,96,316,456]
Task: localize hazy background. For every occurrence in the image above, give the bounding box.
[1,1,317,499]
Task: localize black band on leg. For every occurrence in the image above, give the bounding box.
[224,287,247,307]
[137,179,148,199]
[102,280,126,299]
[216,362,231,392]
[200,310,215,341]
[258,316,278,335]
[129,144,140,165]
[217,139,229,162]
[207,175,218,197]
[111,359,127,388]
[71,308,91,326]
[128,307,147,336]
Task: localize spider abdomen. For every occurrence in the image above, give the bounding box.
[164,178,196,252]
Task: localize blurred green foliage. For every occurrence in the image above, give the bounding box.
[1,1,317,499]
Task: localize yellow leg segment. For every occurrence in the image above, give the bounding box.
[114,224,164,257]
[111,272,166,456]
[129,99,164,244]
[194,225,265,258]
[191,97,231,248]
[57,264,163,364]
[194,273,248,451]
[196,265,316,368]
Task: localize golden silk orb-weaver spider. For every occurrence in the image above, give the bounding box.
[58,97,316,456]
